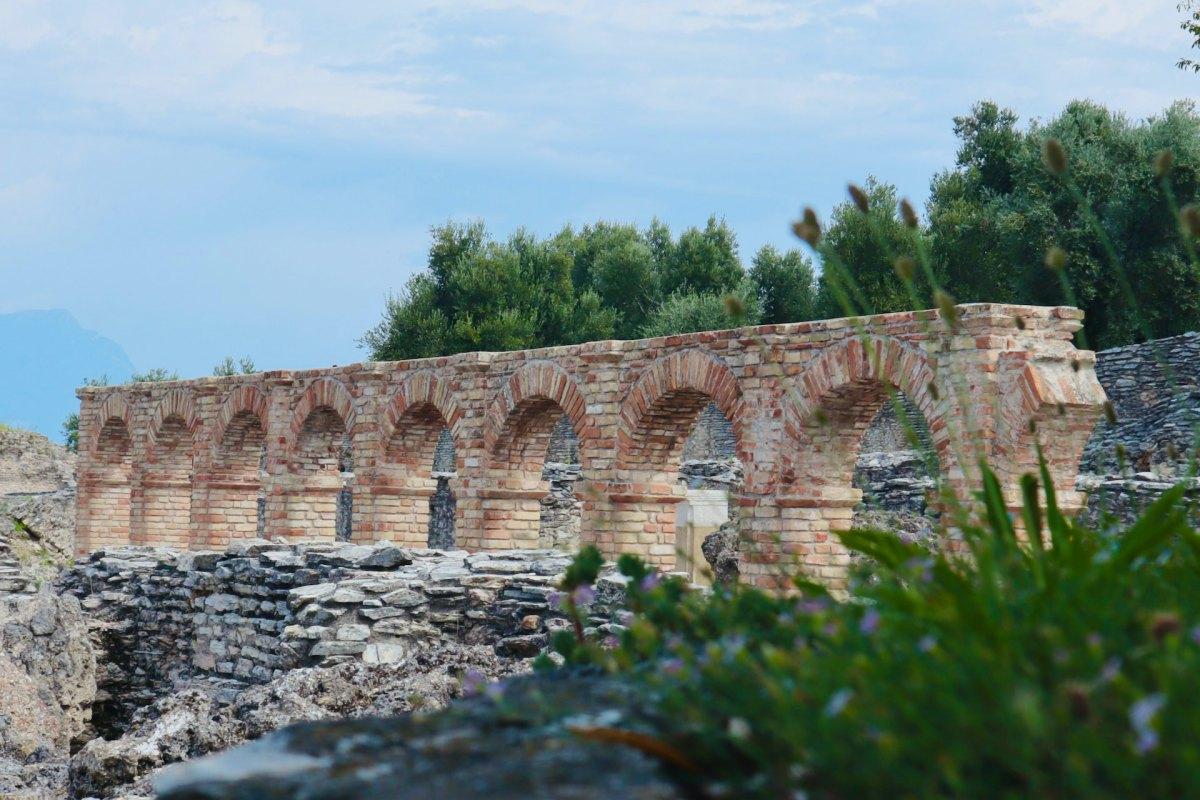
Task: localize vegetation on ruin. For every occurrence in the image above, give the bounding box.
[548,460,1200,799]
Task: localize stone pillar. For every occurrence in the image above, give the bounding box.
[675,488,729,584]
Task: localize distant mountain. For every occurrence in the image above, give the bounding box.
[0,310,135,441]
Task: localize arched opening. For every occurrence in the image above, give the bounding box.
[210,409,267,547]
[430,427,457,549]
[677,402,743,584]
[141,414,195,547]
[292,405,351,541]
[377,402,457,548]
[484,395,584,550]
[541,415,582,550]
[85,417,133,550]
[779,338,948,591]
[851,392,940,550]
[619,386,743,578]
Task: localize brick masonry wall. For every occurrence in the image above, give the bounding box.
[73,304,1105,590]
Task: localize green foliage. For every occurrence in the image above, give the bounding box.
[63,375,108,452]
[1180,2,1200,74]
[816,177,928,318]
[131,368,179,382]
[554,461,1200,798]
[748,244,817,324]
[213,356,256,377]
[639,280,762,338]
[363,218,809,359]
[927,100,1200,348]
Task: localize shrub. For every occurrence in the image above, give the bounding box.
[548,459,1200,799]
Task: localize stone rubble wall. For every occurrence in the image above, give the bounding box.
[1081,331,1200,474]
[56,541,620,732]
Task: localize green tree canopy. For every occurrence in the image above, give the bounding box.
[364,218,811,360]
[927,99,1200,348]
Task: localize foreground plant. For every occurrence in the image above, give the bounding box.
[547,458,1200,799]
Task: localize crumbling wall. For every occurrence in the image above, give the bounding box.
[57,541,621,733]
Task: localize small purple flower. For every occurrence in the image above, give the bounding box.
[603,635,620,649]
[918,635,937,653]
[824,688,853,718]
[859,609,881,636]
[1190,625,1200,645]
[483,680,506,701]
[572,584,596,607]
[662,657,685,675]
[1100,657,1122,684]
[548,591,567,611]
[639,573,661,591]
[800,597,829,615]
[1130,693,1166,754]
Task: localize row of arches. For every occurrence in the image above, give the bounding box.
[80,340,952,574]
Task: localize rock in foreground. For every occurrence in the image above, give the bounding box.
[154,672,683,800]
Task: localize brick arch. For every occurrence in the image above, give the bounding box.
[616,348,745,472]
[780,335,950,489]
[90,392,134,454]
[148,389,200,444]
[211,385,270,451]
[381,371,464,444]
[483,361,594,470]
[288,377,357,444]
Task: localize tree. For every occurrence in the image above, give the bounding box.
[928,100,1200,348]
[749,245,817,324]
[1180,2,1200,73]
[815,177,925,319]
[364,217,760,361]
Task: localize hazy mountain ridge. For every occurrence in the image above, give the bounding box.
[0,310,134,441]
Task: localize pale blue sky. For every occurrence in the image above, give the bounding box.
[3,0,1196,379]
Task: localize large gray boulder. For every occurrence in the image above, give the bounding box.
[154,672,684,800]
[0,590,97,799]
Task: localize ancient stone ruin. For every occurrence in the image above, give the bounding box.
[74,304,1105,591]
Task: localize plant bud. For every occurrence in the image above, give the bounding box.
[1155,149,1175,178]
[1071,358,1081,372]
[1103,401,1117,425]
[927,381,939,400]
[893,256,916,282]
[848,183,870,213]
[1042,138,1068,174]
[899,199,919,229]
[1044,247,1067,271]
[1056,402,1066,416]
[1063,682,1091,721]
[793,208,822,246]
[1014,315,1026,330]
[1181,205,1200,238]
[723,294,746,321]
[934,289,957,327]
[1150,612,1182,643]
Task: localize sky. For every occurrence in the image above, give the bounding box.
[2,0,1197,380]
